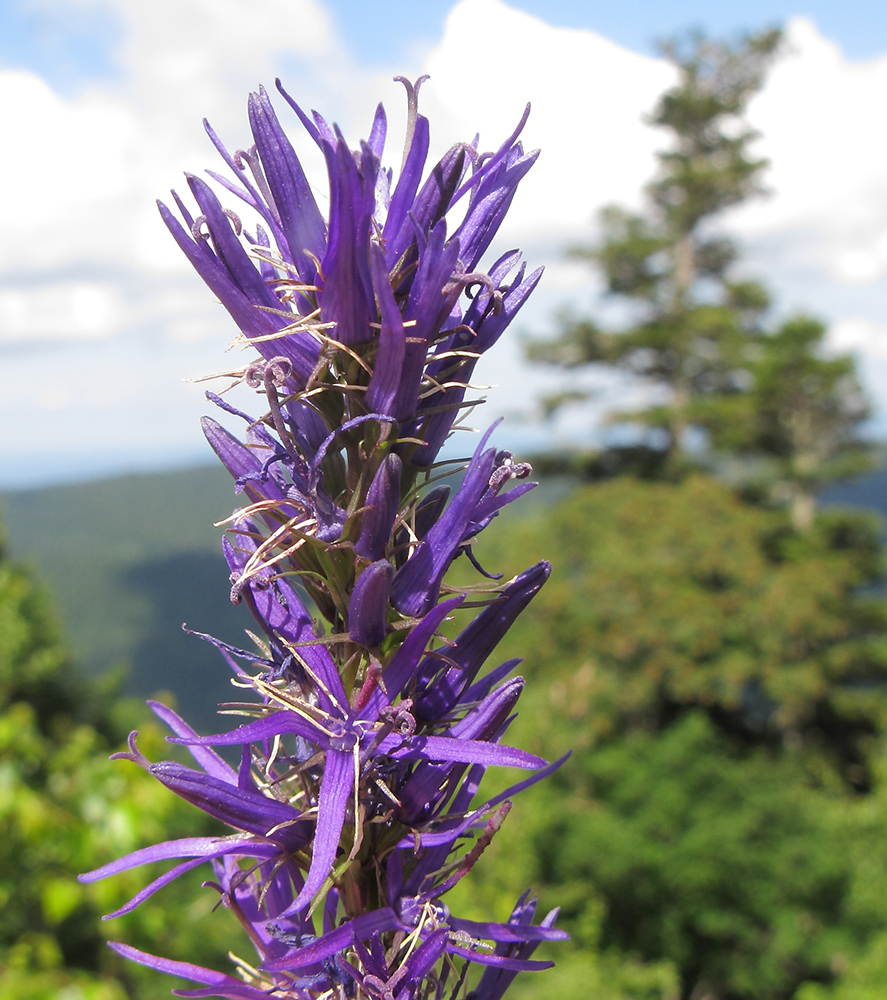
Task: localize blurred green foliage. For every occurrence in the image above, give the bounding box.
[700,315,871,530]
[508,29,887,994]
[0,522,243,999]
[2,466,887,1000]
[448,474,887,1000]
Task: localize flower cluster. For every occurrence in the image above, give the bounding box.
[81,77,565,999]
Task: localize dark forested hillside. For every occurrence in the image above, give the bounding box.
[0,464,250,732]
[0,453,883,732]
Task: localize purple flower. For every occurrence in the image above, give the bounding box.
[85,76,565,1000]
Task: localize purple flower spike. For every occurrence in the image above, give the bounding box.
[92,75,563,1000]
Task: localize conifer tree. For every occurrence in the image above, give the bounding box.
[706,315,871,529]
[529,29,781,462]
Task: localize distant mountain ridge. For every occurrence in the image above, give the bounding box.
[0,464,250,731]
[1,458,884,732]
[821,460,887,520]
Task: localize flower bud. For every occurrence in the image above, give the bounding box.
[349,559,394,647]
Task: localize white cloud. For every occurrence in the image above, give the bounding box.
[3,0,887,486]
[0,69,136,271]
[0,0,354,485]
[418,3,887,431]
[732,18,887,286]
[0,0,350,275]
[830,317,887,360]
[422,0,675,248]
[0,281,120,340]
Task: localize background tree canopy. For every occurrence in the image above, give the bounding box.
[447,473,886,1000]
[0,520,245,999]
[458,26,887,1000]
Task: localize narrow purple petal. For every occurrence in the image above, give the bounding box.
[445,944,553,972]
[266,908,400,970]
[107,943,273,1000]
[449,677,524,742]
[149,762,307,850]
[169,710,329,749]
[405,928,449,982]
[80,837,266,883]
[248,86,326,282]
[172,990,278,1000]
[483,752,571,814]
[384,113,429,259]
[367,102,387,158]
[283,747,353,915]
[415,562,550,719]
[449,916,568,944]
[103,856,227,919]
[377,734,545,770]
[274,79,322,144]
[147,700,237,782]
[183,623,270,671]
[201,417,286,503]
[469,479,537,532]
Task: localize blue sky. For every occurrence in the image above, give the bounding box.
[325,0,887,63]
[2,0,887,488]
[3,0,886,98]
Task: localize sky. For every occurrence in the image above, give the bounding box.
[1,0,886,488]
